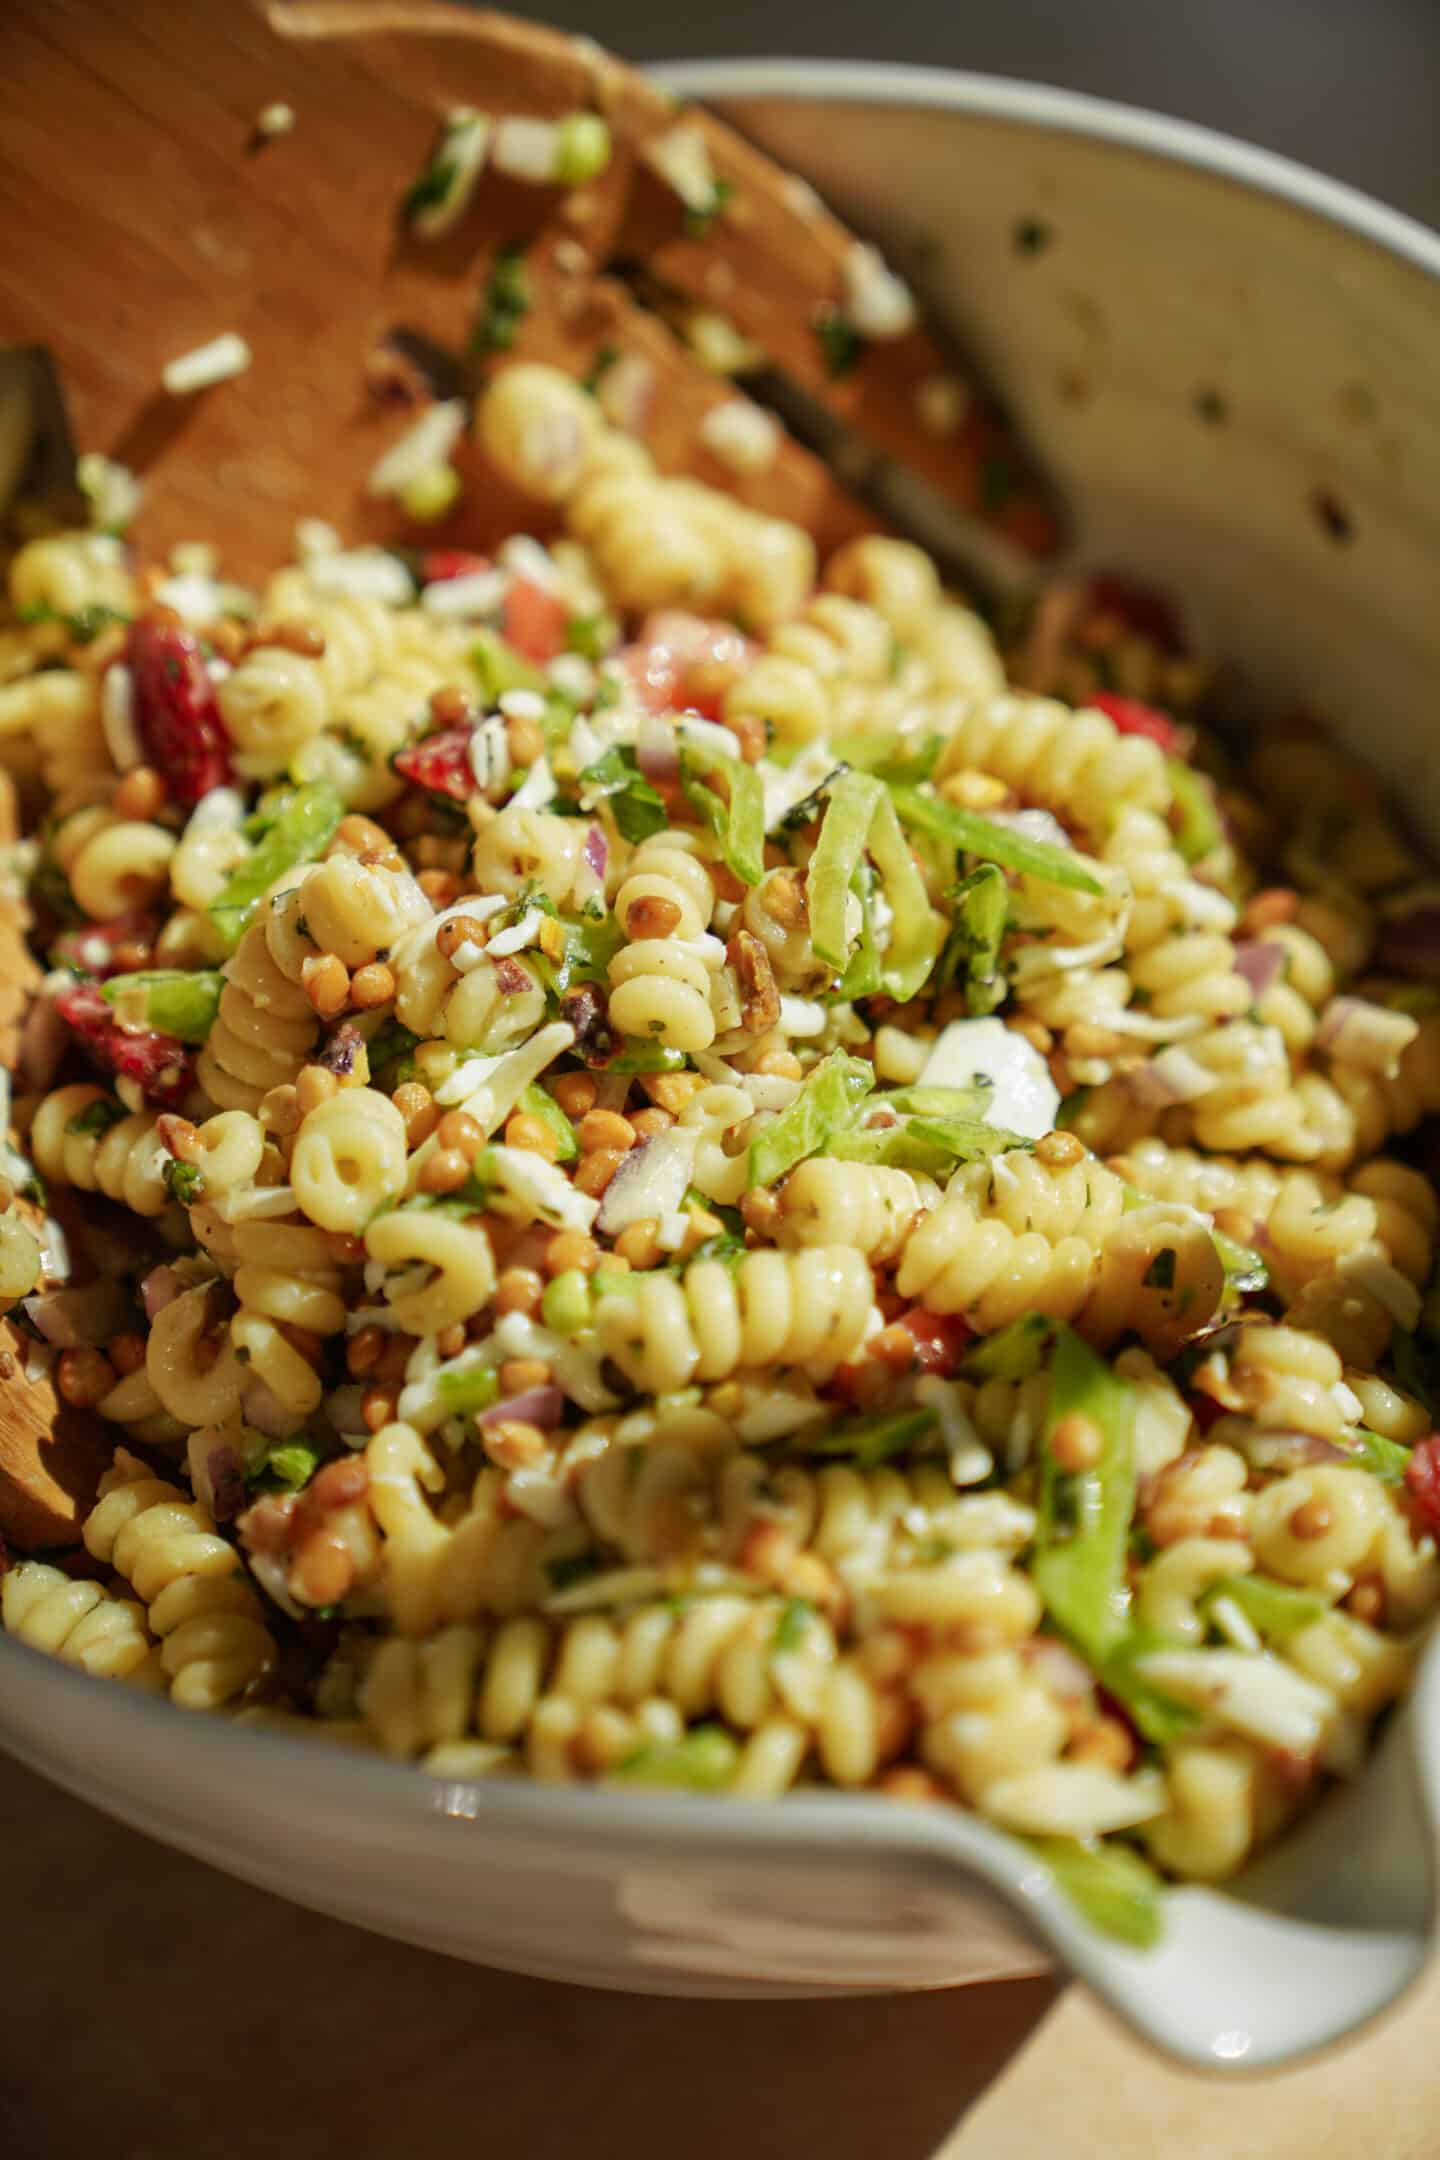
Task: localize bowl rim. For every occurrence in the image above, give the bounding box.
[655,56,1440,282]
[5,53,1440,2071]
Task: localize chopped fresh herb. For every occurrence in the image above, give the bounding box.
[679,743,765,887]
[683,175,734,238]
[65,1097,126,1139]
[890,785,1102,894]
[815,309,864,379]
[18,599,130,644]
[746,1050,873,1189]
[1013,218,1053,255]
[581,344,619,396]
[1142,1248,1178,1292]
[365,1017,421,1078]
[470,245,531,357]
[403,110,491,238]
[790,1406,938,1470]
[209,782,344,951]
[163,1159,206,1206]
[1029,1837,1164,1949]
[580,746,668,843]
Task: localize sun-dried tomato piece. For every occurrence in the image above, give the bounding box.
[898,1307,974,1377]
[1405,1435,1440,1539]
[391,726,474,801]
[49,913,158,979]
[126,619,233,808]
[54,981,194,1108]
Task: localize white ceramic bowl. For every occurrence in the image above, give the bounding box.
[6,60,1440,2071]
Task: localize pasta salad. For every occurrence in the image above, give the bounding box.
[3,361,1440,1949]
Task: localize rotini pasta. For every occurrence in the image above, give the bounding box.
[6,302,1440,1932]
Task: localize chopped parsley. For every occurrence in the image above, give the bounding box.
[470,245,531,357]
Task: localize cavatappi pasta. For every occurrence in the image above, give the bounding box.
[5,366,1440,1952]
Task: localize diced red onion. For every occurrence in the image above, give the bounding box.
[19,996,69,1093]
[478,1385,565,1432]
[1232,939,1287,999]
[1242,1430,1353,1473]
[242,1378,298,1440]
[140,1265,183,1320]
[596,1129,699,1234]
[1122,1046,1216,1108]
[21,1282,131,1348]
[635,710,681,782]
[596,351,657,435]
[593,1070,631,1112]
[326,1384,369,1437]
[572,822,608,910]
[1315,994,1419,1072]
[1023,1637,1094,1702]
[582,822,608,879]
[207,1444,247,1523]
[1378,899,1440,982]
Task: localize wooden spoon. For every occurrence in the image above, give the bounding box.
[0,0,1060,1545]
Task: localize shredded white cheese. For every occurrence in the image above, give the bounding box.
[842,243,917,341]
[367,399,467,500]
[421,569,505,618]
[100,665,141,772]
[699,399,781,477]
[162,333,253,396]
[918,1018,1061,1140]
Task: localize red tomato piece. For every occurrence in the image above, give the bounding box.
[502,576,569,663]
[898,1308,974,1377]
[420,550,493,584]
[391,727,474,801]
[1405,1435,1440,1539]
[126,620,233,807]
[54,981,194,1108]
[1090,692,1183,754]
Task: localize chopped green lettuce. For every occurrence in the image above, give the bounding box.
[746,1050,873,1188]
[890,784,1101,894]
[1033,1327,1136,1661]
[1029,1837,1164,1949]
[100,969,223,1044]
[680,743,765,887]
[209,782,344,951]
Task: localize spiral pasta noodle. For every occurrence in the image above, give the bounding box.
[230,1219,345,1419]
[83,1453,275,1708]
[197,880,320,1112]
[607,840,723,1052]
[1,1561,161,1684]
[595,1247,874,1392]
[30,1084,170,1216]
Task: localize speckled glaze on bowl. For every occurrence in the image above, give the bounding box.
[5,61,1440,2071]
